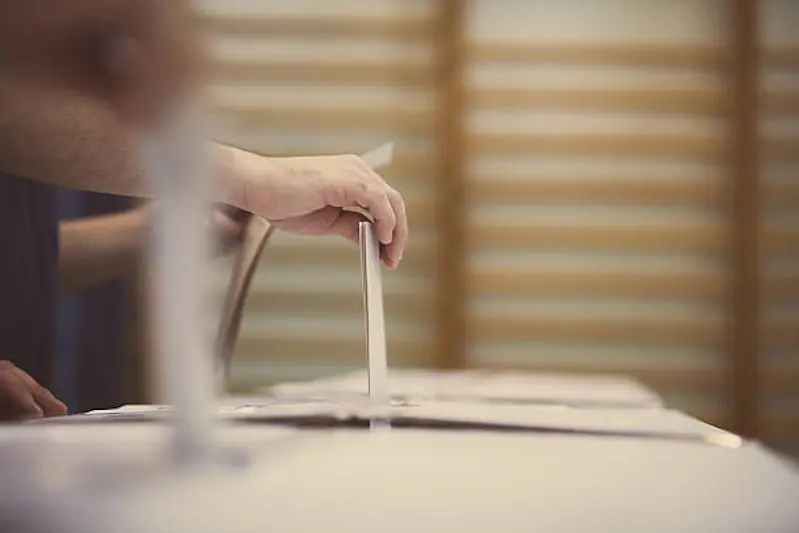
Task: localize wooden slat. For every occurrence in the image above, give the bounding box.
[763,273,799,300]
[234,335,430,364]
[213,59,432,85]
[469,43,730,69]
[215,104,433,133]
[763,417,799,441]
[763,364,799,395]
[763,227,799,255]
[471,361,723,392]
[471,268,727,299]
[763,135,799,163]
[764,46,799,69]
[469,87,729,115]
[762,88,799,115]
[203,14,433,39]
[242,289,433,317]
[764,317,799,348]
[471,315,726,346]
[471,222,727,253]
[470,176,726,208]
[764,179,799,209]
[434,0,468,370]
[470,133,726,159]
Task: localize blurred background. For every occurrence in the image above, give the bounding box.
[57,0,798,457]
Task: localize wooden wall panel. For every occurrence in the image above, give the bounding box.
[760,0,799,457]
[462,0,734,423]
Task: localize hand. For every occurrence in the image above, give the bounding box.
[0,361,68,421]
[229,150,408,269]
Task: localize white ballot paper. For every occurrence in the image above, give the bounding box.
[360,221,388,410]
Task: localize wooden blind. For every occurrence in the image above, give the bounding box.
[760,0,799,457]
[189,0,796,449]
[462,0,735,428]
[200,0,439,390]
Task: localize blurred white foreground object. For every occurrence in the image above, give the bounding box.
[138,101,218,466]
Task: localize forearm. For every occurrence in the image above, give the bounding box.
[0,82,249,205]
[59,209,149,294]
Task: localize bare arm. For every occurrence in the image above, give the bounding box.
[59,205,246,294]
[59,208,148,294]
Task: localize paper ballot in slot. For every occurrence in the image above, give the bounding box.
[359,221,389,409]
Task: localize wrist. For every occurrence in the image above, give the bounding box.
[214,144,252,211]
[214,144,289,215]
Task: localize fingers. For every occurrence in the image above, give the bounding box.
[0,369,43,420]
[0,361,67,421]
[384,187,408,269]
[31,387,68,417]
[336,156,408,267]
[13,369,69,417]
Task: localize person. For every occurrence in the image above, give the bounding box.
[0,1,408,420]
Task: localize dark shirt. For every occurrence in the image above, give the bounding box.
[0,173,59,390]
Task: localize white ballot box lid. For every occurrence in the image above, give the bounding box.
[266,369,664,408]
[0,425,797,533]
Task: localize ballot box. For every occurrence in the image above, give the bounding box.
[1,407,799,533]
[4,372,798,533]
[265,369,665,409]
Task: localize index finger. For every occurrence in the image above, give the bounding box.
[383,188,407,268]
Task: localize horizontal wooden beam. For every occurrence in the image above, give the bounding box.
[469,176,726,208]
[762,364,799,395]
[763,273,799,301]
[203,14,433,39]
[469,87,729,115]
[764,179,799,209]
[470,133,726,160]
[233,335,430,365]
[762,416,799,441]
[215,104,433,133]
[763,226,799,255]
[764,317,799,348]
[470,268,727,300]
[762,135,799,163]
[471,222,727,253]
[213,59,433,85]
[762,88,799,115]
[471,315,726,346]
[764,46,799,69]
[468,43,730,69]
